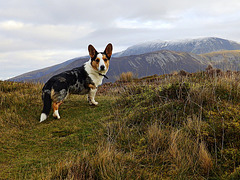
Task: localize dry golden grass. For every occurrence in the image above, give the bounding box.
[147,123,165,154]
[2,69,240,179]
[49,151,95,180]
[199,142,213,174]
[118,71,134,82]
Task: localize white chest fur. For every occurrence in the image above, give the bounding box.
[84,60,105,87]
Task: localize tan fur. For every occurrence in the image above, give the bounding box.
[102,54,110,70]
[50,89,57,101]
[52,102,62,112]
[91,59,99,71]
[88,84,97,89]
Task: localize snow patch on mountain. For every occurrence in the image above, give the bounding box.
[115,37,240,57]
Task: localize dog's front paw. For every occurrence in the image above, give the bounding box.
[89,100,98,106]
[87,95,98,106]
[92,101,98,106]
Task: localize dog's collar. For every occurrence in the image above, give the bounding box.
[98,73,108,79]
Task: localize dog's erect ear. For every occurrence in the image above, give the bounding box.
[88,44,98,59]
[104,43,113,59]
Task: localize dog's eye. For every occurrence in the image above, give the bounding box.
[104,59,108,62]
[96,59,100,63]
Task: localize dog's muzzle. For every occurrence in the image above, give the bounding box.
[100,65,105,71]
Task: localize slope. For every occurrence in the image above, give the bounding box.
[11,50,209,83]
[1,70,240,179]
[115,37,240,57]
[202,50,240,70]
[9,37,240,83]
[9,57,86,82]
[0,81,115,179]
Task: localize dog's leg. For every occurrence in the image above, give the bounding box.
[52,101,62,119]
[88,85,98,105]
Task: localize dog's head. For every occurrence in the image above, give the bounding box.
[88,43,113,73]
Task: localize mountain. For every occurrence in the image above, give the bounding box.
[9,37,240,83]
[11,57,85,82]
[10,50,208,83]
[107,50,208,81]
[202,50,240,70]
[115,37,240,57]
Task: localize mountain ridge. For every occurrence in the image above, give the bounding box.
[9,37,240,83]
[115,37,240,57]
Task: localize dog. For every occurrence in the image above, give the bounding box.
[40,43,113,122]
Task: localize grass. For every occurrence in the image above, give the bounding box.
[0,81,115,179]
[118,71,135,82]
[1,69,240,179]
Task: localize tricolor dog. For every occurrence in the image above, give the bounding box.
[40,43,113,122]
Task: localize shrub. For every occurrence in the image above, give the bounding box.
[118,72,134,82]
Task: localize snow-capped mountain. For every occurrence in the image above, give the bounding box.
[9,37,240,83]
[10,50,208,83]
[115,37,240,57]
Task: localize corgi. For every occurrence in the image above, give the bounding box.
[40,43,113,122]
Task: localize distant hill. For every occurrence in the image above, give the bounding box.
[10,57,85,82]
[202,50,240,70]
[107,50,208,82]
[10,50,209,83]
[9,37,240,83]
[115,37,240,57]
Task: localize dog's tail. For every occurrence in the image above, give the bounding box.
[40,87,52,122]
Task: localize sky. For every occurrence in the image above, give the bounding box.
[1,0,240,80]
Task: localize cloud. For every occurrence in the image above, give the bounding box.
[0,0,240,80]
[0,49,85,79]
[0,20,94,51]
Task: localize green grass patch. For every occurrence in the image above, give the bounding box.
[0,81,114,179]
[2,72,240,179]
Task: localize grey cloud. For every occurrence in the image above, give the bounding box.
[0,0,240,80]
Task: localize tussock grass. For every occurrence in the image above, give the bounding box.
[1,70,240,179]
[118,71,135,82]
[99,71,240,179]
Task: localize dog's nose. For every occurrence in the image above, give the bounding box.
[100,65,105,71]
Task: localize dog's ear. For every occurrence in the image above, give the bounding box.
[88,44,98,59]
[104,43,113,59]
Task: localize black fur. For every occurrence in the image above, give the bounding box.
[41,65,94,116]
[41,91,52,116]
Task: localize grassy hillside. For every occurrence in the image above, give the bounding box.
[1,69,240,179]
[0,81,115,179]
[202,50,240,71]
[203,50,240,58]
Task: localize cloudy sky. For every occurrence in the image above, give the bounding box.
[1,0,240,80]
